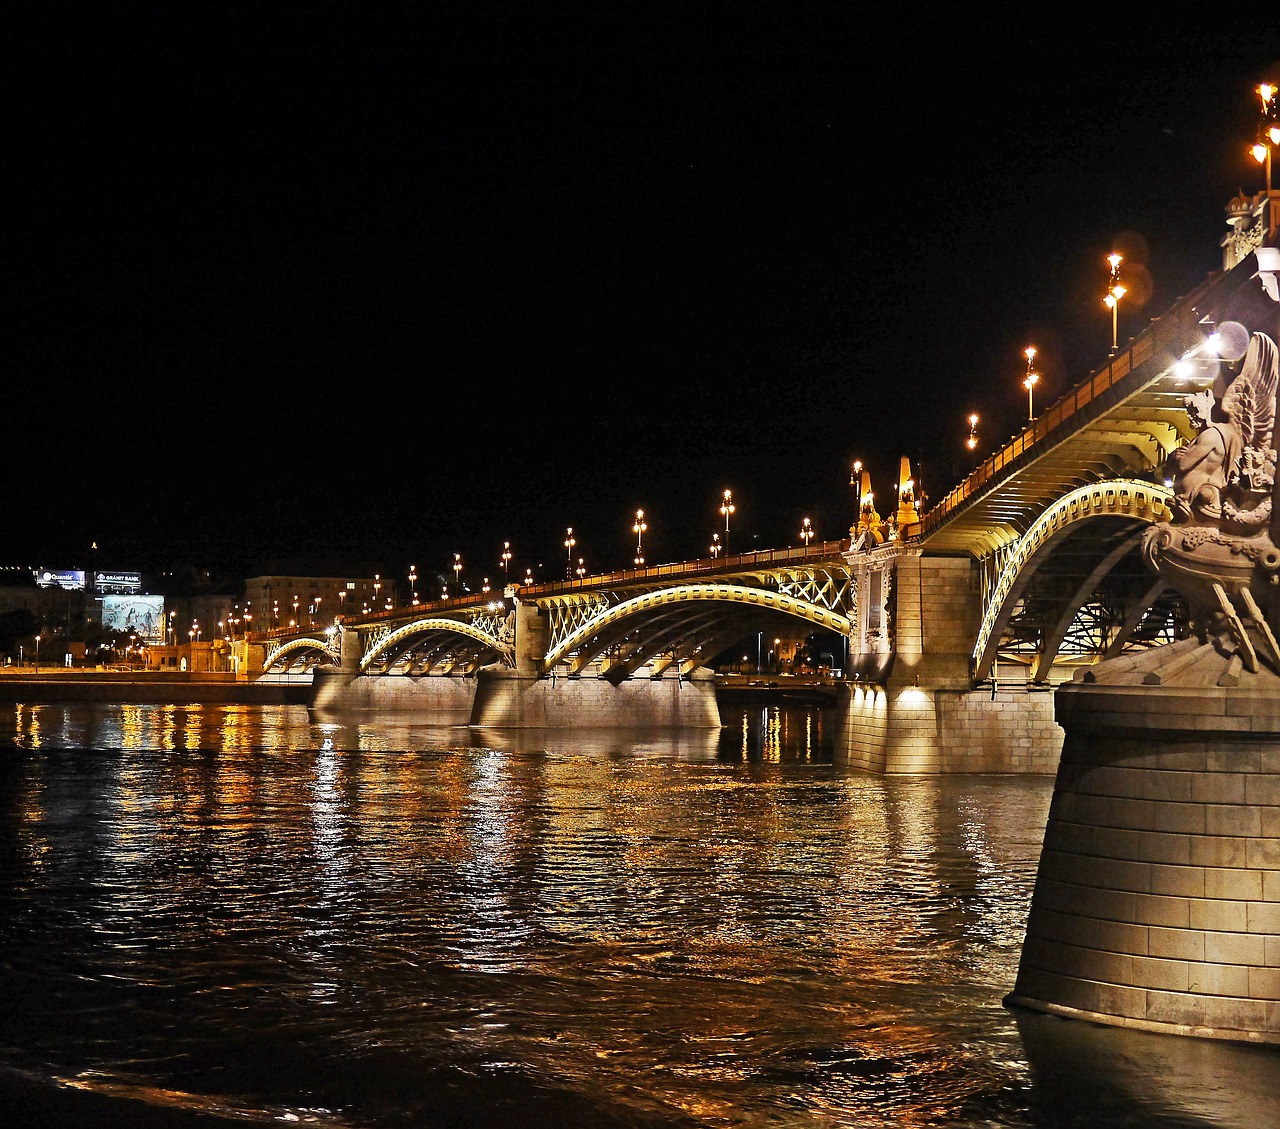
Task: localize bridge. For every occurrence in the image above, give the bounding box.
[238,194,1278,773]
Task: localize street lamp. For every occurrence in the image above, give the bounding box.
[800,516,813,546]
[633,509,647,567]
[720,489,735,549]
[34,633,40,671]
[564,527,576,578]
[1251,82,1279,238]
[292,596,299,626]
[314,596,321,626]
[453,553,462,594]
[1104,253,1126,355]
[409,565,418,604]
[710,532,721,558]
[966,413,979,451]
[576,557,586,580]
[501,542,512,579]
[1022,346,1040,420]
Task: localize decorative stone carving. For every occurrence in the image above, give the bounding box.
[1142,329,1280,673]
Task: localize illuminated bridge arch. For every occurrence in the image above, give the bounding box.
[358,616,513,674]
[263,636,337,672]
[543,582,851,677]
[972,478,1174,683]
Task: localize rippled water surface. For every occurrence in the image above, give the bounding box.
[0,702,1276,1127]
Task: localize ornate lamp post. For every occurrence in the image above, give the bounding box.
[1104,253,1126,355]
[575,558,586,580]
[966,413,979,451]
[710,532,721,559]
[409,565,418,605]
[1251,82,1279,238]
[453,553,462,594]
[1022,346,1040,420]
[34,633,40,671]
[719,489,734,549]
[500,542,512,580]
[800,517,813,546]
[564,527,576,578]
[633,509,647,567]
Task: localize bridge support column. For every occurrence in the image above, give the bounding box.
[1006,645,1280,1044]
[471,667,720,728]
[837,551,1063,773]
[513,600,548,675]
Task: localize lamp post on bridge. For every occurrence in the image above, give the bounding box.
[409,565,418,605]
[710,532,721,559]
[564,527,576,579]
[800,517,813,547]
[1250,82,1279,239]
[1022,346,1040,421]
[453,553,462,595]
[720,489,735,551]
[500,542,512,583]
[1104,253,1126,355]
[633,509,647,567]
[966,413,979,451]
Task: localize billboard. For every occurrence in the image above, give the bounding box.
[94,571,142,594]
[102,595,165,641]
[36,568,86,590]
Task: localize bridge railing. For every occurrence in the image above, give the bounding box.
[917,267,1226,539]
[514,539,850,596]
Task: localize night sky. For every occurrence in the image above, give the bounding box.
[8,5,1279,591]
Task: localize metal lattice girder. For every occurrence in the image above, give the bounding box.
[263,635,339,672]
[357,615,513,674]
[542,582,852,674]
[973,479,1173,681]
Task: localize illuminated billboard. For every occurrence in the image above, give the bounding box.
[36,568,86,590]
[102,595,165,641]
[94,571,142,594]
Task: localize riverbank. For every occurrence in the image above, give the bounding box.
[0,670,309,705]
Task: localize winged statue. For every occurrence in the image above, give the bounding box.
[1143,329,1280,675]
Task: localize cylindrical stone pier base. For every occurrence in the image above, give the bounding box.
[1005,640,1280,1045]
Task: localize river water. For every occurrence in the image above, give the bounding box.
[0,701,1275,1128]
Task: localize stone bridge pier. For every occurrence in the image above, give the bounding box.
[835,544,1063,774]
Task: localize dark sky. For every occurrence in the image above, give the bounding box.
[7,5,1279,590]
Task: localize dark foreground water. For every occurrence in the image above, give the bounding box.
[0,702,1275,1128]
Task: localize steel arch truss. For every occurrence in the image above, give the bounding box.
[263,635,340,673]
[357,613,514,676]
[541,583,851,684]
[972,479,1178,683]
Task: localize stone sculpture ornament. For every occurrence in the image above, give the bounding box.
[1142,329,1280,675]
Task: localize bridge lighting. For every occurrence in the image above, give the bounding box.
[1252,84,1279,230]
[314,596,321,626]
[409,565,418,604]
[851,459,863,517]
[482,576,491,594]
[1022,346,1040,420]
[800,517,813,546]
[710,532,722,558]
[500,542,512,576]
[564,527,576,578]
[453,553,462,593]
[524,567,534,586]
[720,489,735,547]
[576,557,586,580]
[1104,253,1127,355]
[633,509,647,567]
[966,413,979,450]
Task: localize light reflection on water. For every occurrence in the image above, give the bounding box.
[0,701,1275,1128]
